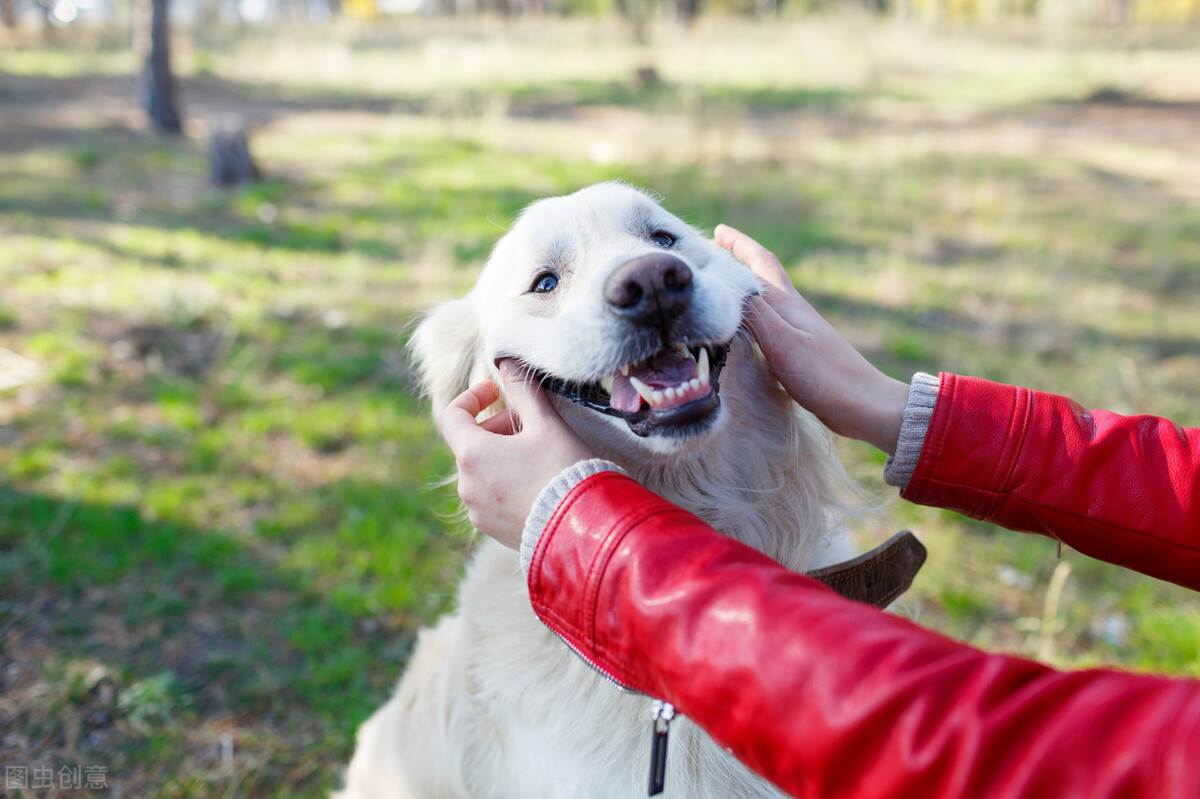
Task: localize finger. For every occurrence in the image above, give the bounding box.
[744,295,796,353]
[439,380,502,449]
[497,360,559,428]
[714,223,793,294]
[449,379,502,420]
[747,278,822,335]
[478,408,519,436]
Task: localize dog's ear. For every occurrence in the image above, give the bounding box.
[409,295,485,416]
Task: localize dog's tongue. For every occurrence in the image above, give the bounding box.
[609,349,699,413]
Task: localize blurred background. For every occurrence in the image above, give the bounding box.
[1,0,1199,793]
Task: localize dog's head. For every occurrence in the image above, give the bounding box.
[412,182,761,458]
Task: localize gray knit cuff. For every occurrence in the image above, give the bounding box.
[519,458,626,576]
[883,372,941,489]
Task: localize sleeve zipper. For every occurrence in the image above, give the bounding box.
[648,699,675,796]
[539,620,678,796]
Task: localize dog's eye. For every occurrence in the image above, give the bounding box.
[530,272,559,294]
[649,230,676,248]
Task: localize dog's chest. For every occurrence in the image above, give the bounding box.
[456,542,789,799]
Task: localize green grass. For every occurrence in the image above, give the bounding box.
[2,16,1200,796]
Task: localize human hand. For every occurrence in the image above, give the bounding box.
[438,361,595,549]
[715,223,910,455]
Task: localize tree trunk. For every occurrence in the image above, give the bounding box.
[141,0,183,135]
[0,0,17,29]
[615,0,648,43]
[676,0,699,23]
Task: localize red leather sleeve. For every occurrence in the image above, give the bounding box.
[903,373,1200,590]
[529,473,1200,799]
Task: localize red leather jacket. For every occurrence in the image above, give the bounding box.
[527,374,1200,798]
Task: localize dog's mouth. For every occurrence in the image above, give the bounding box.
[530,341,729,438]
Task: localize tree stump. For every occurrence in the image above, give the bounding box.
[208,115,260,187]
[635,66,660,90]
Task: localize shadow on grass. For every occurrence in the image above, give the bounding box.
[0,303,475,790]
[0,129,593,263]
[0,72,420,153]
[809,286,1200,375]
[0,479,460,794]
[1057,89,1200,116]
[506,79,863,118]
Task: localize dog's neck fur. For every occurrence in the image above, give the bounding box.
[583,335,851,573]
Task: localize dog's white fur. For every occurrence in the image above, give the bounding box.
[336,183,856,799]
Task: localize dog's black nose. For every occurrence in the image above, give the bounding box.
[604,253,693,332]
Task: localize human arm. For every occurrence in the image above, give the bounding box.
[439,354,1200,798]
[530,470,1200,799]
[902,372,1200,591]
[718,225,1200,589]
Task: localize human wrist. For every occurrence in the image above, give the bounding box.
[519,458,625,575]
[838,368,910,455]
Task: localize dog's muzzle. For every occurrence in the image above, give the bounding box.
[526,341,730,438]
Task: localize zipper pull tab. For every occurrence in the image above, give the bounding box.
[648,700,675,796]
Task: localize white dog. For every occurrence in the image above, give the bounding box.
[336,182,857,799]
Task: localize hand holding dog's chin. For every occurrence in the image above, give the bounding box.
[439,363,595,550]
[716,224,909,455]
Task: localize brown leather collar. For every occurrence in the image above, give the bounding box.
[804,531,927,608]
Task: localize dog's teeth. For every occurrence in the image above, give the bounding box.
[601,375,614,393]
[664,387,677,401]
[652,389,664,405]
[675,343,694,360]
[628,376,656,406]
[697,348,710,384]
[620,363,630,376]
[689,377,701,391]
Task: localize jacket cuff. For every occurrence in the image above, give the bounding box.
[520,458,625,576]
[883,372,941,488]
